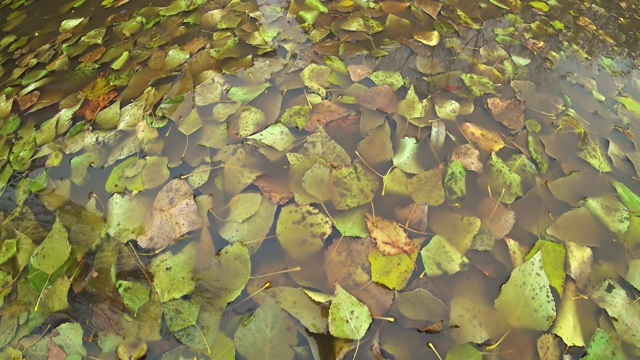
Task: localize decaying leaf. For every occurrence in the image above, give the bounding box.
[365,213,415,257]
[137,179,205,249]
[487,97,525,131]
[460,122,505,153]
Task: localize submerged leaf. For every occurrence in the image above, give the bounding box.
[590,280,640,349]
[276,204,333,260]
[482,153,523,204]
[581,196,630,235]
[331,163,379,210]
[421,235,469,276]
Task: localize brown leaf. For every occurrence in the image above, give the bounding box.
[460,122,505,153]
[137,179,205,249]
[77,90,118,120]
[79,46,106,63]
[254,175,293,205]
[182,36,209,55]
[347,64,372,82]
[17,91,40,111]
[365,213,415,256]
[413,0,442,19]
[476,197,516,239]
[305,100,354,132]
[451,144,483,173]
[394,203,428,233]
[356,85,397,113]
[486,97,525,131]
[417,320,443,334]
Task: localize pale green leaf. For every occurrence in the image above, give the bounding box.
[328,285,372,340]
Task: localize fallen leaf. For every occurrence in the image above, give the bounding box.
[16,91,39,111]
[77,90,118,120]
[347,64,372,82]
[451,144,483,172]
[394,203,428,233]
[253,176,293,205]
[356,85,397,113]
[487,97,525,131]
[460,122,505,153]
[305,100,354,132]
[365,213,415,256]
[137,179,205,249]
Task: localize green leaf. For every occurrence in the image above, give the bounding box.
[228,83,269,103]
[397,85,424,120]
[445,160,466,203]
[328,284,372,340]
[434,98,460,121]
[368,71,404,90]
[59,18,85,32]
[235,297,296,360]
[578,136,611,172]
[117,280,151,313]
[495,252,556,330]
[526,240,566,296]
[460,73,495,96]
[225,193,262,223]
[331,163,379,210]
[482,153,523,204]
[52,323,86,358]
[530,1,550,11]
[301,64,331,97]
[393,137,425,174]
[0,239,17,265]
[247,123,296,151]
[305,0,328,13]
[584,328,625,360]
[420,235,469,276]
[551,281,584,347]
[106,193,150,243]
[616,96,640,118]
[582,196,630,235]
[590,280,640,349]
[30,218,70,275]
[276,204,333,260]
[218,196,276,248]
[612,180,640,213]
[150,243,196,303]
[407,166,445,206]
[280,104,310,130]
[369,247,415,290]
[627,259,640,291]
[445,343,483,360]
[333,207,368,237]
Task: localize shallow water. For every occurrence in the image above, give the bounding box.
[1,0,640,359]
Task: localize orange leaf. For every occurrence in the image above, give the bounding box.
[365,213,415,256]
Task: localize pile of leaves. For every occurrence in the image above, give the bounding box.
[1,0,640,358]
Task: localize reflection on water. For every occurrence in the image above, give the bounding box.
[1,0,640,359]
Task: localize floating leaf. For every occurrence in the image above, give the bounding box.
[198,242,251,309]
[495,252,556,330]
[460,73,495,96]
[612,180,640,213]
[270,287,327,333]
[137,179,205,249]
[333,207,368,237]
[225,193,262,223]
[584,328,625,360]
[356,121,393,165]
[30,218,70,275]
[434,98,460,121]
[482,153,523,204]
[328,285,372,340]
[228,83,269,103]
[397,85,424,120]
[365,213,415,257]
[276,204,333,260]
[247,123,296,151]
[421,235,469,276]
[486,97,525,130]
[551,281,584,347]
[460,122,505,153]
[369,247,416,290]
[578,136,612,172]
[301,63,331,97]
[331,163,379,210]
[526,240,566,296]
[235,297,296,360]
[445,160,466,203]
[392,288,447,322]
[218,195,276,247]
[150,243,195,303]
[451,144,483,173]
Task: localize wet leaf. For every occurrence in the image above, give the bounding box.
[357,121,393,165]
[331,163,379,210]
[150,243,195,303]
[365,213,415,257]
[235,296,296,360]
[137,179,204,249]
[218,195,276,247]
[328,284,372,340]
[590,280,640,349]
[30,218,70,275]
[392,288,446,322]
[486,97,525,130]
[421,235,469,276]
[581,196,630,235]
[495,252,556,330]
[434,98,460,121]
[394,203,428,233]
[270,287,327,333]
[228,83,269,103]
[584,328,625,360]
[276,204,333,260]
[460,73,496,96]
[393,137,425,174]
[578,136,612,172]
[460,122,505,153]
[446,343,482,360]
[482,153,523,204]
[407,165,445,206]
[369,246,416,290]
[445,160,466,203]
[451,144,483,173]
[247,123,295,151]
[551,281,585,347]
[199,242,251,309]
[106,193,151,243]
[225,193,262,223]
[301,63,331,97]
[526,240,565,296]
[333,207,368,237]
[52,322,87,358]
[611,180,640,213]
[355,85,397,113]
